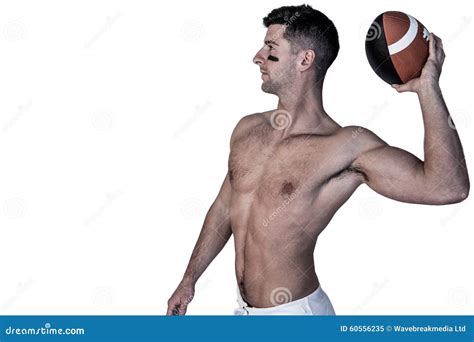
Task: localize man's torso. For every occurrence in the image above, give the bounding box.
[229,112,364,307]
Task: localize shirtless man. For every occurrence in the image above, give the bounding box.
[167,5,469,315]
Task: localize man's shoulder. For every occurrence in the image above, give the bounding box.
[236,112,263,127]
[230,112,269,145]
[333,126,389,180]
[329,126,388,181]
[338,125,388,152]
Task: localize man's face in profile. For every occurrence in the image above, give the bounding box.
[253,24,298,95]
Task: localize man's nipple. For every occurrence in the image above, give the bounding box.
[280,181,296,197]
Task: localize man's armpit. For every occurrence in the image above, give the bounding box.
[347,166,369,183]
[326,166,368,184]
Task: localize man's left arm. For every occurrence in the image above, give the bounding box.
[349,33,470,205]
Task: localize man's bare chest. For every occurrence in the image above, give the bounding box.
[228,134,342,198]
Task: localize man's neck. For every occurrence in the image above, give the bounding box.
[275,85,338,136]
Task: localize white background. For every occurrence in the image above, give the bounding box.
[0,0,472,315]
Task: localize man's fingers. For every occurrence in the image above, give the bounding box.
[434,35,443,52]
[430,34,446,69]
[167,299,182,315]
[175,303,189,315]
[166,304,175,316]
[172,306,181,315]
[428,33,445,63]
[428,33,436,59]
[437,38,445,61]
[166,291,193,316]
[167,301,189,316]
[181,304,188,315]
[170,303,181,315]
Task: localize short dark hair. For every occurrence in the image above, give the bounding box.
[263,4,339,82]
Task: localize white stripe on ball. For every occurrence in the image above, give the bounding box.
[388,14,418,55]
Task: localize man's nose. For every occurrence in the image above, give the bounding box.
[253,48,267,66]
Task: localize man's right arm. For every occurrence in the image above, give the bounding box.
[167,115,253,315]
[166,171,233,315]
[181,173,233,285]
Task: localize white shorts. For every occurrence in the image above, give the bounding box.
[233,285,336,315]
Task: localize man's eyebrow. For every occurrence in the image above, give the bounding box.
[264,40,279,46]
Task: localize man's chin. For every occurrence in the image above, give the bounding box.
[261,82,277,95]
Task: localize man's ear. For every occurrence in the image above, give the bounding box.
[297,49,316,71]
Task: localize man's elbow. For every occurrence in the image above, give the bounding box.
[443,182,470,204]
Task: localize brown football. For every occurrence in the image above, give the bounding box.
[366,11,430,84]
